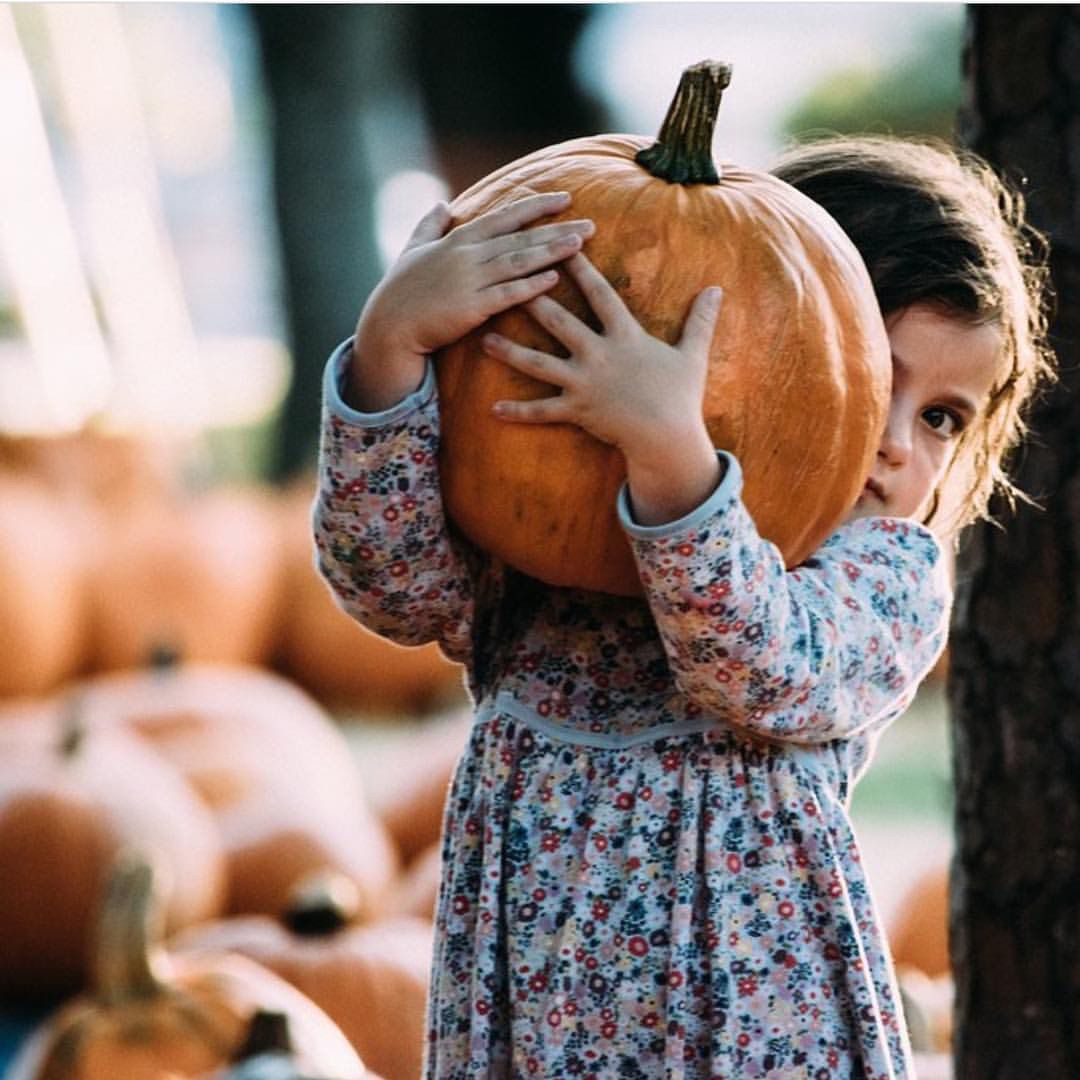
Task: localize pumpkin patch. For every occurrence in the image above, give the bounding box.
[5,852,368,1080]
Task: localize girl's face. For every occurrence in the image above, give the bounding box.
[849,304,1003,523]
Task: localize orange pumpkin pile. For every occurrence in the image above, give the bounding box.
[0,430,466,714]
[6,852,369,1080]
[436,61,891,595]
[0,427,468,1077]
[0,699,226,1002]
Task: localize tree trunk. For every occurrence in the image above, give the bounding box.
[950,6,1080,1077]
[249,5,412,482]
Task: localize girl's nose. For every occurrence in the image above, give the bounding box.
[878,409,912,467]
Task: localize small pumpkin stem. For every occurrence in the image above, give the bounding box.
[148,639,183,674]
[233,1010,294,1063]
[57,697,86,759]
[93,849,169,1003]
[283,870,360,937]
[635,60,731,185]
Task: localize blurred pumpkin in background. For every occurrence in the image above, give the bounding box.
[74,659,401,921]
[173,872,432,1080]
[384,842,442,923]
[86,485,284,672]
[0,429,176,510]
[6,851,367,1080]
[0,699,226,1003]
[889,861,951,979]
[274,479,466,716]
[371,709,469,864]
[0,473,95,696]
[889,861,954,1055]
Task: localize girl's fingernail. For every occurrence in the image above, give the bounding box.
[482,333,502,350]
[492,401,509,416]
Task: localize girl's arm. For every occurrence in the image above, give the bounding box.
[618,454,951,742]
[484,251,949,741]
[314,194,596,661]
[314,339,478,662]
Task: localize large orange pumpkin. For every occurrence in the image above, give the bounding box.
[0,702,226,1003]
[6,852,367,1080]
[436,61,891,595]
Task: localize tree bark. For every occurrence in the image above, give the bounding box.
[950,6,1080,1077]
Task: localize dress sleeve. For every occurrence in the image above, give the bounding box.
[618,453,951,744]
[312,339,477,663]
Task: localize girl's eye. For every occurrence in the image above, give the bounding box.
[922,406,963,439]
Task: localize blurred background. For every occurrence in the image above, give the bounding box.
[0,4,964,1076]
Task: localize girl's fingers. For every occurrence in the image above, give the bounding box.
[481,332,573,389]
[478,269,561,315]
[404,201,452,250]
[462,191,573,241]
[678,286,724,355]
[482,230,586,283]
[491,394,574,425]
[564,253,630,329]
[481,219,595,263]
[524,293,595,355]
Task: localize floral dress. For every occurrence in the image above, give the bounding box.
[314,341,951,1080]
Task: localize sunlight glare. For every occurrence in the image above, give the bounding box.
[376,169,451,268]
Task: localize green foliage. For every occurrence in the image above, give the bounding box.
[783,15,965,142]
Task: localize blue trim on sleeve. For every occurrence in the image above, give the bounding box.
[322,337,436,428]
[617,451,743,540]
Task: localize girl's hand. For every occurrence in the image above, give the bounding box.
[348,193,594,412]
[482,253,725,525]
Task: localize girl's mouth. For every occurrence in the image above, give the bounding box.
[864,479,886,502]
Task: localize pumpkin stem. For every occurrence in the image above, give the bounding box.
[233,1010,294,1062]
[58,696,86,758]
[283,870,360,937]
[635,60,731,185]
[93,849,169,1003]
[148,639,183,674]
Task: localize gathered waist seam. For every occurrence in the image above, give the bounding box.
[478,689,719,749]
[476,690,843,791]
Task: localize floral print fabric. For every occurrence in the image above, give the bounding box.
[314,342,951,1079]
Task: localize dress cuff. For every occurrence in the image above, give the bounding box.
[322,337,436,428]
[617,451,742,540]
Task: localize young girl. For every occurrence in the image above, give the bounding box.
[313,137,1052,1078]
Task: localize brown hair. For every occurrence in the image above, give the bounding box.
[772,135,1055,538]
